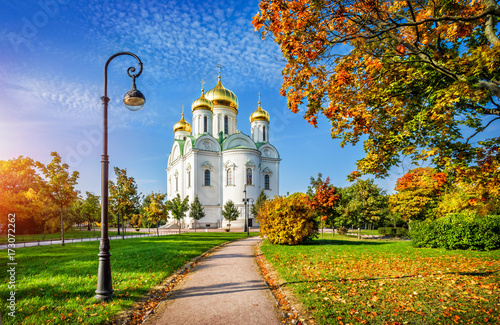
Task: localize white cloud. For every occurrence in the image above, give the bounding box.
[80,0,284,87]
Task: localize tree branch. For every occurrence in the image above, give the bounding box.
[484,14,500,46]
[466,116,500,144]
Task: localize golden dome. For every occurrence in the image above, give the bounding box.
[204,69,238,113]
[173,111,192,133]
[250,94,270,123]
[191,83,213,112]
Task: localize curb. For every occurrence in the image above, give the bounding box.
[254,240,309,325]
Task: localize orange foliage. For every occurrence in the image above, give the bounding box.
[253,0,500,188]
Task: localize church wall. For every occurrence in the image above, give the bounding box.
[194,150,221,207]
[259,158,280,199]
[222,149,261,207]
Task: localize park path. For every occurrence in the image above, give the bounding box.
[144,236,282,325]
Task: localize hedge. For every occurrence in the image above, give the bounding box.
[377,227,409,238]
[410,213,500,251]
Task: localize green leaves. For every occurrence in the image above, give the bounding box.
[166,194,189,234]
[221,200,239,230]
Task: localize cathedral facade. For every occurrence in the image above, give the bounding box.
[166,71,280,228]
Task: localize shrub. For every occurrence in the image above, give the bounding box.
[258,194,317,245]
[337,227,348,235]
[377,227,408,238]
[411,213,500,251]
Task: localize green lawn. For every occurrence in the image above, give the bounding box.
[0,228,154,244]
[0,232,250,324]
[261,235,500,324]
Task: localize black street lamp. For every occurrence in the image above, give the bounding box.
[243,186,248,235]
[95,52,145,301]
[243,186,254,236]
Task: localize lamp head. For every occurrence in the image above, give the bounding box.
[123,78,145,111]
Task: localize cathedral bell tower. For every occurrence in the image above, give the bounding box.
[250,93,270,143]
[191,81,213,136]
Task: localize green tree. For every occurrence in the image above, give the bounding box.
[67,198,85,231]
[144,192,168,236]
[166,194,190,235]
[251,190,268,219]
[222,200,239,231]
[109,167,140,236]
[253,0,500,189]
[81,192,100,230]
[39,152,79,246]
[337,179,388,238]
[189,195,205,232]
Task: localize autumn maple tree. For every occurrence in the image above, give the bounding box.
[144,192,168,236]
[390,167,448,222]
[305,174,340,233]
[253,0,500,189]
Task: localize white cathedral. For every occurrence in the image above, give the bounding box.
[166,70,280,229]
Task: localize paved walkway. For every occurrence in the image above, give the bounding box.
[144,236,282,325]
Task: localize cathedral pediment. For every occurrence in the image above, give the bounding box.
[202,161,214,169]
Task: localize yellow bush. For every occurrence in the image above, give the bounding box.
[257,194,317,245]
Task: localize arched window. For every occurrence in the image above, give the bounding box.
[247,168,252,185]
[175,176,178,192]
[263,126,266,142]
[203,116,208,133]
[187,171,191,187]
[224,116,229,134]
[265,174,270,190]
[227,169,233,185]
[204,169,211,186]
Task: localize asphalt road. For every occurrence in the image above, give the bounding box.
[144,236,282,325]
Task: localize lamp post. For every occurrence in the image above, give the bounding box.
[243,186,248,235]
[95,52,145,301]
[246,198,254,236]
[243,186,254,236]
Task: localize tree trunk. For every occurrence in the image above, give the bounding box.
[60,208,65,246]
[156,222,159,237]
[194,220,197,232]
[357,227,361,240]
[117,214,121,236]
[43,217,47,240]
[178,219,181,235]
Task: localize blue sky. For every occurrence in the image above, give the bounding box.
[0,0,402,197]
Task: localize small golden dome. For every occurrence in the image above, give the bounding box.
[250,93,270,123]
[205,68,238,113]
[191,83,213,112]
[173,110,192,133]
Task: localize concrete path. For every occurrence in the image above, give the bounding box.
[144,236,282,325]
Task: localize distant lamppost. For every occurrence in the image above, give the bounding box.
[95,52,145,301]
[243,186,254,236]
